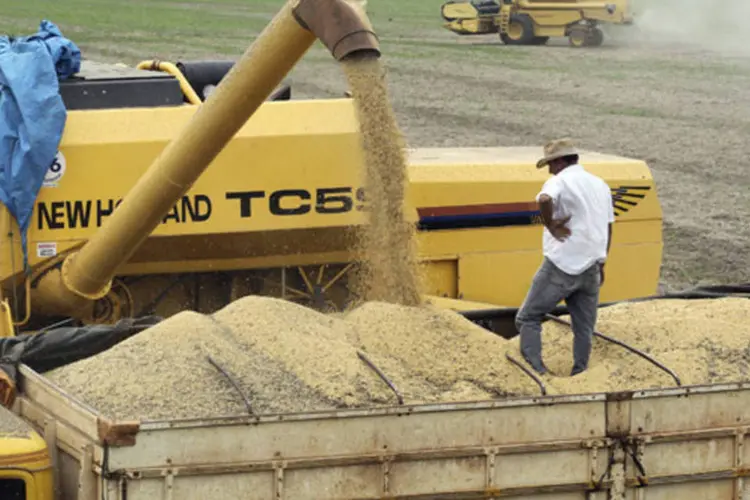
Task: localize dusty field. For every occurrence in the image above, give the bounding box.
[2,0,749,291]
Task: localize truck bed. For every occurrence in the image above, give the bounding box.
[14,364,750,499]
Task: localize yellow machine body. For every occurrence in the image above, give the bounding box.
[0,408,53,500]
[441,0,633,46]
[0,74,662,326]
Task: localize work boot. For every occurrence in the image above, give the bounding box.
[523,355,549,375]
[570,366,586,377]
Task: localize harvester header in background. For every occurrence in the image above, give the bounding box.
[441,0,633,47]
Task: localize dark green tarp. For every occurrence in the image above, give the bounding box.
[0,316,162,385]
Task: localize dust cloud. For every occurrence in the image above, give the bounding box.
[622,0,750,56]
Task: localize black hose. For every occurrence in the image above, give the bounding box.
[206,355,253,416]
[505,353,547,396]
[544,314,682,386]
[459,283,750,323]
[357,351,404,405]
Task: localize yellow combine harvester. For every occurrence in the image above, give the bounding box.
[0,76,663,333]
[441,0,633,47]
[0,2,659,338]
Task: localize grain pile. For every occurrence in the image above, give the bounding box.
[43,296,750,421]
[212,296,394,407]
[343,55,423,307]
[45,296,531,420]
[0,407,33,438]
[44,310,340,420]
[530,298,750,394]
[343,302,538,398]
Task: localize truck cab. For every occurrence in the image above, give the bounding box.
[0,408,53,500]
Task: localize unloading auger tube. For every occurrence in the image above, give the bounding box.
[30,0,380,322]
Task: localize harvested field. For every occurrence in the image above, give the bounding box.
[44,296,750,420]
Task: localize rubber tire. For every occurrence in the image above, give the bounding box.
[500,14,536,45]
[568,27,589,48]
[586,28,604,47]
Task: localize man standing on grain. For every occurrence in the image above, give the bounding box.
[515,139,614,376]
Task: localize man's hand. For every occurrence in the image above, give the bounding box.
[548,216,572,242]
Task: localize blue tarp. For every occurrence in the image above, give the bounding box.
[0,20,81,271]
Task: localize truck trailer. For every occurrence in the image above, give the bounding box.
[3,364,750,499]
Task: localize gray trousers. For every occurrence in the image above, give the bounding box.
[515,257,601,375]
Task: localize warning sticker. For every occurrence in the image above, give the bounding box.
[36,242,57,258]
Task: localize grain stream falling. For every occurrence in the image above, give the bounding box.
[343,56,422,307]
[42,296,750,421]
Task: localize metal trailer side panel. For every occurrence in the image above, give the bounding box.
[111,396,606,466]
[621,384,750,499]
[16,365,613,499]
[105,396,612,499]
[16,366,109,500]
[13,364,750,499]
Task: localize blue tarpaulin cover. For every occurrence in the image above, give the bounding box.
[0,20,81,271]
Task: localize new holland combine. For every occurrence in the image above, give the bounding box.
[441,0,634,47]
[0,24,660,336]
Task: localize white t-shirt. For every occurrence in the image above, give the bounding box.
[535,164,615,275]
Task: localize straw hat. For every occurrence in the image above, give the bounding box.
[536,138,580,169]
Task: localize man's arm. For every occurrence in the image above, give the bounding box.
[537,192,571,241]
[606,187,615,256]
[600,188,616,285]
[598,222,612,286]
[538,194,555,228]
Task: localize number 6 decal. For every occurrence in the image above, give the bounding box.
[43,151,66,187]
